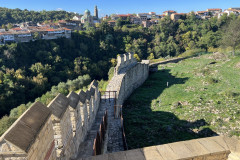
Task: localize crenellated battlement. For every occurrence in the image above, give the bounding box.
[115,52,137,75]
[0,80,101,160]
[108,53,150,106]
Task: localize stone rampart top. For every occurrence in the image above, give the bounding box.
[1,102,51,153]
[115,53,138,75]
[78,90,86,104]
[89,87,95,95]
[141,60,150,64]
[47,93,69,119]
[85,90,91,100]
[90,136,239,160]
[67,91,80,109]
[90,80,98,88]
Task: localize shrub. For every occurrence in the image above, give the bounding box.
[98,79,108,91]
[150,58,165,64]
[147,53,155,60]
[223,90,240,98]
[200,67,211,76]
[206,77,219,84]
[178,48,205,58]
[108,67,114,80]
[0,116,17,136]
[208,47,219,53]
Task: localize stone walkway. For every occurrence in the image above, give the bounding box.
[75,93,124,159]
[75,99,109,159]
[106,97,124,153]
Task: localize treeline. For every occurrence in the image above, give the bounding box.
[114,12,239,60]
[0,7,78,26]
[0,25,119,117]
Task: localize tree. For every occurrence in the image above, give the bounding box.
[1,24,5,29]
[221,19,240,56]
[7,23,13,29]
[33,32,40,40]
[147,53,155,60]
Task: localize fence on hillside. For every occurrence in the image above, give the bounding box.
[121,114,128,150]
[119,107,128,150]
[99,90,128,151]
[100,91,117,105]
[92,110,108,156]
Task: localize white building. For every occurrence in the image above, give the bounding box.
[224,9,240,16]
[206,8,222,16]
[73,15,82,21]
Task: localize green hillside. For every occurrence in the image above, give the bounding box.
[123,52,240,149]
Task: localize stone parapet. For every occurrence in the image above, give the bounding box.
[0,102,57,160]
[0,80,101,160]
[108,54,149,105]
[90,136,240,160]
[114,53,137,75]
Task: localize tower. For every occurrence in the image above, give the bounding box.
[94,5,98,19]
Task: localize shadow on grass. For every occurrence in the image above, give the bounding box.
[123,69,217,150]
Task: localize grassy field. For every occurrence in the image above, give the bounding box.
[123,52,240,149]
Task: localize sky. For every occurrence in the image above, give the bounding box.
[0,0,240,17]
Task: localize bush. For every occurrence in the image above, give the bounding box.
[179,48,205,58]
[208,47,219,53]
[98,79,108,91]
[108,67,114,80]
[147,53,155,60]
[0,116,17,136]
[206,77,219,84]
[150,58,165,64]
[223,90,240,99]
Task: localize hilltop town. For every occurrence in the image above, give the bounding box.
[0,7,239,45]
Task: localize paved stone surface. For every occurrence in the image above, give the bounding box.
[106,97,124,153]
[75,92,124,159]
[75,99,109,159]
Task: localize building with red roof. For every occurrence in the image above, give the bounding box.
[163,10,177,16]
[207,8,222,16]
[171,13,187,21]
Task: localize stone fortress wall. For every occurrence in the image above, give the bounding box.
[108,53,149,105]
[0,80,101,160]
[1,53,240,160]
[104,54,240,160]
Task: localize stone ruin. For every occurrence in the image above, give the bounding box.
[0,80,100,160]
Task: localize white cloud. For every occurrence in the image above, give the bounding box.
[56,8,63,11]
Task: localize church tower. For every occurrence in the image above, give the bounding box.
[94,5,98,19]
